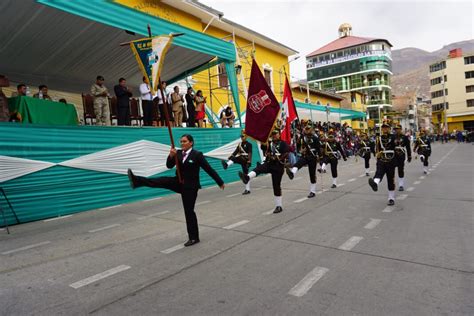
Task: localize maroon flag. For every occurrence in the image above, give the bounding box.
[245,59,281,142]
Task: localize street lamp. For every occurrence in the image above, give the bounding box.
[279,55,300,98]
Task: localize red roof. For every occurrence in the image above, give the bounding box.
[306,36,392,57]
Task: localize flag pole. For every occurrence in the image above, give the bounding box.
[148,24,183,184]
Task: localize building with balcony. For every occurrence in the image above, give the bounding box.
[306,23,392,125]
[429,48,474,133]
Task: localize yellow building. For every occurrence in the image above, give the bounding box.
[117,0,298,126]
[429,48,474,132]
[339,91,368,131]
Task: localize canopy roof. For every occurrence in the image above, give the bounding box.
[294,101,366,120]
[0,0,237,94]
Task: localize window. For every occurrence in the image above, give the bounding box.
[430,61,446,72]
[466,85,474,93]
[217,63,228,88]
[465,71,474,79]
[264,69,272,88]
[432,102,449,111]
[431,89,447,99]
[464,56,474,65]
[467,99,474,107]
[430,77,442,85]
[444,75,447,82]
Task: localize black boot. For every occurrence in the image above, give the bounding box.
[387,199,395,206]
[221,160,228,170]
[368,178,378,192]
[239,171,250,184]
[127,169,137,189]
[273,206,283,214]
[307,192,316,198]
[285,166,294,180]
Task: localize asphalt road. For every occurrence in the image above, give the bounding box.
[0,142,472,315]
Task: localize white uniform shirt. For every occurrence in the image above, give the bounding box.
[139,83,153,101]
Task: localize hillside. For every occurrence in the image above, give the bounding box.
[391,39,474,97]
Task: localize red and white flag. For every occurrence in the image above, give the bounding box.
[280,76,299,144]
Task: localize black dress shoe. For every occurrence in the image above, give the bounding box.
[184,239,200,247]
[368,178,378,192]
[239,171,249,184]
[307,192,316,198]
[387,199,395,206]
[273,206,283,214]
[317,168,322,173]
[366,172,370,176]
[221,160,228,170]
[242,190,251,195]
[399,186,404,191]
[331,184,337,188]
[285,166,294,180]
[127,168,137,189]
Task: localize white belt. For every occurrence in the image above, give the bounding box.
[363,147,370,150]
[382,150,394,154]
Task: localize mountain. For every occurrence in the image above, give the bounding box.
[391,39,474,97]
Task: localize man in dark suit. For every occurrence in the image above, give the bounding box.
[127,134,225,247]
[185,87,195,127]
[114,77,132,126]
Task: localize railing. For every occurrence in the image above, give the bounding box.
[307,50,392,69]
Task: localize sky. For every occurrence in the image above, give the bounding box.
[201,0,473,80]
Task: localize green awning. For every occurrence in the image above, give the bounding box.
[293,101,366,119]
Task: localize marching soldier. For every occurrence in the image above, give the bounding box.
[222,130,253,195]
[368,122,397,205]
[413,128,432,174]
[393,124,412,191]
[357,132,375,176]
[319,131,347,188]
[285,123,321,198]
[239,129,289,213]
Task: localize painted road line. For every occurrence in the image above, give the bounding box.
[338,236,364,251]
[293,177,303,181]
[398,194,408,200]
[293,197,308,204]
[382,206,395,213]
[348,178,356,182]
[407,187,415,192]
[161,244,185,254]
[338,183,345,187]
[195,200,211,206]
[316,191,323,195]
[43,215,73,222]
[69,265,131,289]
[288,266,329,297]
[137,211,170,220]
[359,174,366,178]
[88,224,121,233]
[226,193,241,198]
[254,187,264,191]
[413,180,421,185]
[223,220,250,230]
[262,209,275,215]
[144,197,162,202]
[1,241,51,255]
[419,176,426,179]
[364,218,382,230]
[100,205,122,211]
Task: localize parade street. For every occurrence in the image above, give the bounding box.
[0,142,472,316]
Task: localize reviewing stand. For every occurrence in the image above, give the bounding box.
[0,188,19,234]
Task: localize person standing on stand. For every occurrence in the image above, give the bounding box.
[157,81,170,127]
[239,129,289,213]
[185,87,196,127]
[285,123,321,198]
[222,129,253,194]
[91,76,110,126]
[368,123,397,205]
[393,124,412,191]
[171,86,184,127]
[414,128,432,174]
[127,134,225,247]
[194,90,206,128]
[139,76,154,126]
[114,78,132,126]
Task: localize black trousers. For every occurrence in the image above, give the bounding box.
[418,149,430,166]
[253,161,284,196]
[159,103,173,124]
[142,100,153,126]
[294,156,317,183]
[364,152,371,169]
[134,175,200,240]
[395,154,405,178]
[187,106,196,127]
[322,156,338,178]
[229,156,250,174]
[118,106,130,126]
[374,159,396,191]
